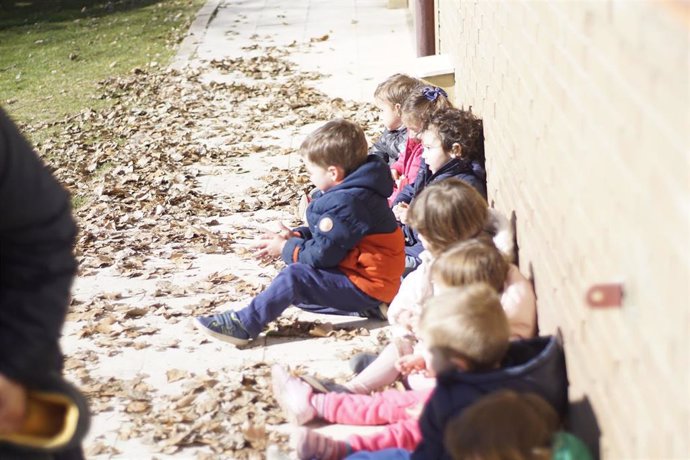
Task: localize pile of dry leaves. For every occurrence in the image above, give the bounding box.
[23,40,385,458]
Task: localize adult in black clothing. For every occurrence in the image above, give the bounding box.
[0,108,88,459]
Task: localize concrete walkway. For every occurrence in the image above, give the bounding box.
[62,1,417,458]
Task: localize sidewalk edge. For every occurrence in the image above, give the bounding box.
[170,0,222,70]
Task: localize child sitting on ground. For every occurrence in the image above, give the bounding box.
[369,74,421,166]
[195,119,405,345]
[392,107,487,273]
[389,85,452,204]
[343,286,568,460]
[433,239,536,340]
[444,390,593,460]
[411,287,568,460]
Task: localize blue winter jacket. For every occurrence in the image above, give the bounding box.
[393,157,487,262]
[282,155,405,303]
[413,335,569,460]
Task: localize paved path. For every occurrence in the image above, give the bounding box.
[62,1,417,458]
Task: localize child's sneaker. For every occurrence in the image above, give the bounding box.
[300,374,352,394]
[359,302,389,321]
[292,427,347,460]
[349,352,379,374]
[194,311,251,346]
[271,365,317,425]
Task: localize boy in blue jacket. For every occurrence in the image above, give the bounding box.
[196,119,405,346]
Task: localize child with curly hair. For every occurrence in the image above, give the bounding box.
[392,107,488,273]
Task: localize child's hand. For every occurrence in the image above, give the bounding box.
[392,202,409,224]
[0,373,27,435]
[395,354,427,376]
[259,222,293,241]
[395,310,419,332]
[390,169,400,181]
[254,235,288,260]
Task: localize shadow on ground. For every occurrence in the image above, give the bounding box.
[0,0,162,29]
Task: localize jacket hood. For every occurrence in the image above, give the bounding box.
[429,157,472,179]
[471,160,486,181]
[437,335,569,415]
[329,155,394,198]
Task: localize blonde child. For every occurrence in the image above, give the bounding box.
[444,390,593,460]
[433,239,537,340]
[393,107,487,273]
[343,286,568,460]
[369,74,421,165]
[389,85,452,203]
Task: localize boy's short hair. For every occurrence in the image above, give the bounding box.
[428,108,485,163]
[400,84,453,130]
[407,178,488,255]
[444,390,558,460]
[420,284,510,370]
[374,73,421,106]
[299,119,368,175]
[431,239,509,293]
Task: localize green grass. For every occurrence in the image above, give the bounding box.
[0,0,205,126]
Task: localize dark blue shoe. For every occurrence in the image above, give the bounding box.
[194,311,251,346]
[349,352,378,374]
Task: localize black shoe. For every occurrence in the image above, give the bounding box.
[300,374,352,394]
[349,352,378,374]
[359,303,388,321]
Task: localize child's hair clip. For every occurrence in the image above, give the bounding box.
[422,86,448,102]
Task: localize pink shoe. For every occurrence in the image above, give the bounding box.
[271,365,317,425]
[292,427,347,460]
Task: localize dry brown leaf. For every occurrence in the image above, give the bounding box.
[125,400,149,413]
[166,369,188,383]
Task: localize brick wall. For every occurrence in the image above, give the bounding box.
[435,1,689,458]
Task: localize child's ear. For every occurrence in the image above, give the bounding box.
[328,165,346,182]
[450,142,463,158]
[450,355,472,371]
[394,103,402,116]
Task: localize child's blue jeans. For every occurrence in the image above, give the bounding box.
[235,263,383,337]
[346,449,411,460]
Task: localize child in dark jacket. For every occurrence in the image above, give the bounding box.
[392,108,487,273]
[412,287,568,460]
[195,119,405,346]
[343,285,568,460]
[0,108,89,459]
[369,74,421,165]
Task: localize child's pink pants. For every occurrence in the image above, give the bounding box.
[314,388,433,452]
